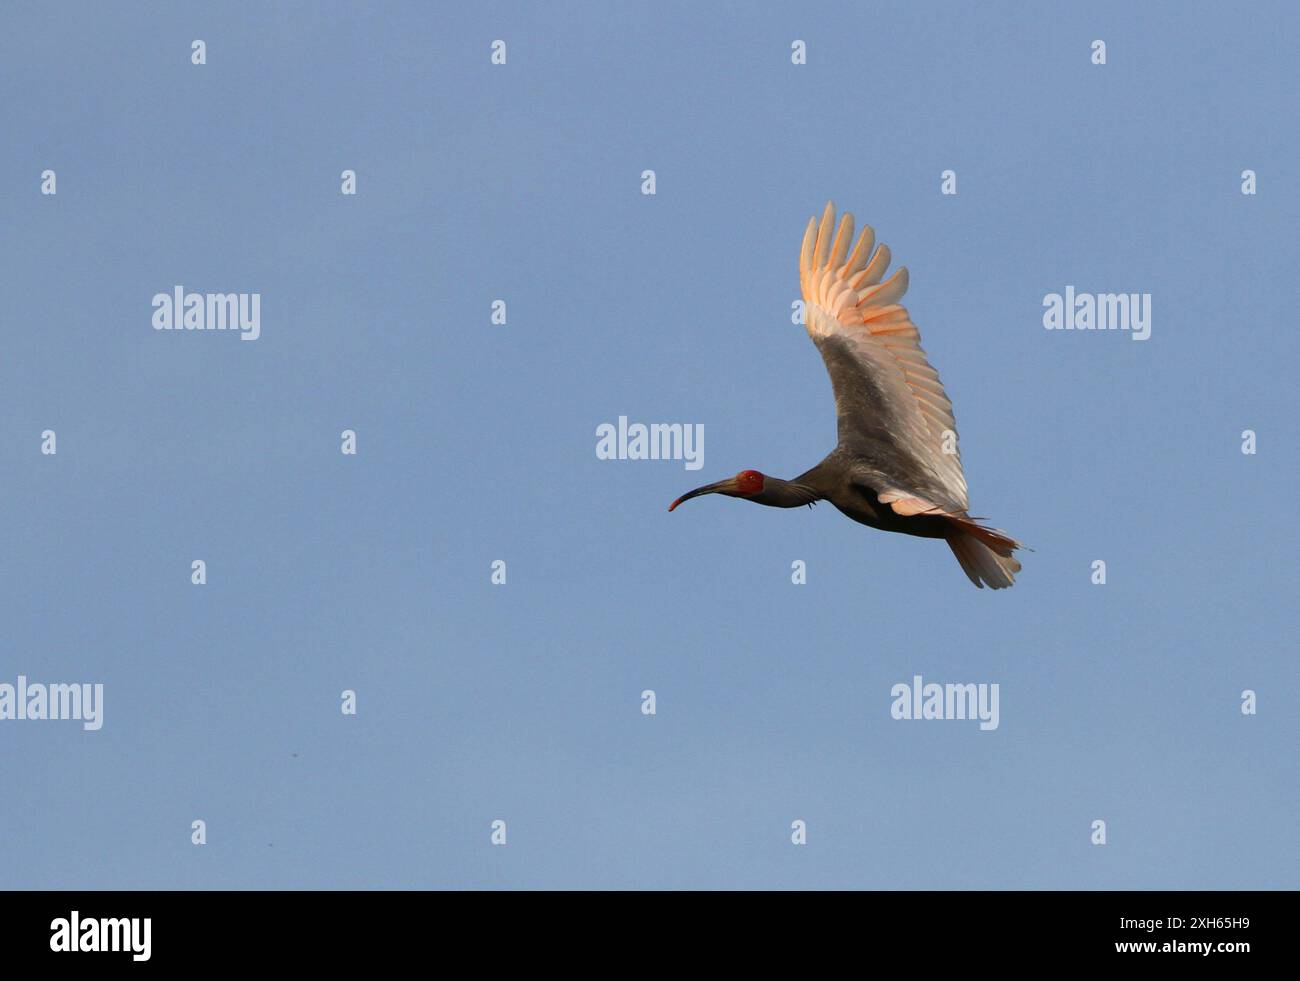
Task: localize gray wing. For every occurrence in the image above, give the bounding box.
[800,203,970,516]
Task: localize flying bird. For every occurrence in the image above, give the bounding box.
[669,203,1024,588]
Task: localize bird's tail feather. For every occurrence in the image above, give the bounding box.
[945,521,1023,590]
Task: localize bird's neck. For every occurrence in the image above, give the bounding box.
[755,477,821,508]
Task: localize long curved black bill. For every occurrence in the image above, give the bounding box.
[668,479,733,512]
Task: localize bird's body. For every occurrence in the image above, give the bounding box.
[798,454,952,539]
[670,203,1025,588]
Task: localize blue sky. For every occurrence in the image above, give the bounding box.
[1,1,1296,889]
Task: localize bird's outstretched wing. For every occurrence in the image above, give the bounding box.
[799,202,969,515]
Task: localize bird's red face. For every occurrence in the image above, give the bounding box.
[668,470,765,511]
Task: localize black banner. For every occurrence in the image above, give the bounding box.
[0,890,1283,967]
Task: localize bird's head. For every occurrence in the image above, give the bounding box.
[668,469,765,511]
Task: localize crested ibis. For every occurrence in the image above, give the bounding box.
[669,203,1024,589]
